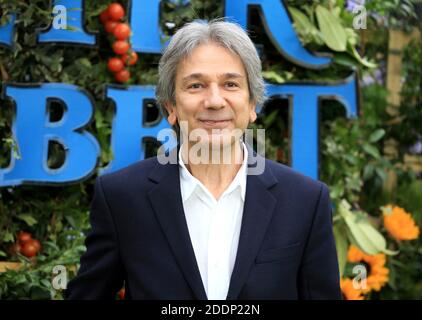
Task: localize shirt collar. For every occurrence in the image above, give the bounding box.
[179,141,248,202]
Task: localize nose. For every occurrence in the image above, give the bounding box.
[204,83,226,109]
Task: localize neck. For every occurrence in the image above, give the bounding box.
[181,140,244,200]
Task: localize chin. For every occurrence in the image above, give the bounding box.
[208,133,240,150]
[185,127,243,149]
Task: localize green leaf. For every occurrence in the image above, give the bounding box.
[65,215,77,229]
[330,184,344,199]
[65,25,81,32]
[15,274,27,285]
[333,223,348,278]
[289,7,315,31]
[316,5,347,52]
[263,109,279,127]
[369,129,385,143]
[17,214,38,227]
[40,279,52,289]
[2,137,21,159]
[262,70,285,84]
[333,52,359,67]
[288,6,321,44]
[3,231,14,243]
[345,28,359,47]
[350,45,377,68]
[362,144,380,159]
[375,167,387,182]
[77,58,92,68]
[338,200,398,256]
[363,164,374,180]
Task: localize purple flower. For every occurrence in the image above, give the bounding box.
[346,0,366,12]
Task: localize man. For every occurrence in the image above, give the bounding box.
[66,19,341,300]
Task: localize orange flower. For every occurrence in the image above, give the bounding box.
[346,245,389,293]
[347,244,365,263]
[365,253,389,292]
[340,278,365,300]
[383,205,420,241]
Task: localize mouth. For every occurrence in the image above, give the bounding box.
[198,119,232,129]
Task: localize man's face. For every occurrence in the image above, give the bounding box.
[164,43,257,149]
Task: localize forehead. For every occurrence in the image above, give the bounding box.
[175,43,247,81]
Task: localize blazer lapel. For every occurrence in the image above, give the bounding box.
[146,144,278,300]
[226,147,278,300]
[147,148,208,300]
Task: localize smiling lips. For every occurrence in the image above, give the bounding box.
[198,119,232,128]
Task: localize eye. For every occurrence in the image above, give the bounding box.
[225,81,239,88]
[188,83,203,89]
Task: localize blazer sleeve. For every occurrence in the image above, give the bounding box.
[297,183,342,299]
[65,177,124,300]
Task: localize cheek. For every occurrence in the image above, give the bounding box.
[172,104,189,120]
[234,103,253,121]
[176,107,196,121]
[174,97,197,120]
[232,113,251,131]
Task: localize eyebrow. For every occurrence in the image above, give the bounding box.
[181,72,244,84]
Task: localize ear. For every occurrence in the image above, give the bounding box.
[164,102,177,126]
[249,102,257,123]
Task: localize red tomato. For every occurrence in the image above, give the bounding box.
[107,3,125,21]
[121,52,138,66]
[108,57,124,72]
[30,239,42,253]
[105,21,118,34]
[21,242,38,258]
[115,69,131,83]
[18,231,32,244]
[113,23,131,40]
[99,9,109,24]
[112,40,130,55]
[118,288,125,300]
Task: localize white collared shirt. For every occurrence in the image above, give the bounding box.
[178,142,248,300]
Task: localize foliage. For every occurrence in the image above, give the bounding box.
[365,0,421,31]
[386,40,422,159]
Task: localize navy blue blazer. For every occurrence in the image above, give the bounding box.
[66,144,341,300]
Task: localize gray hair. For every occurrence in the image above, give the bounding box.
[155,18,267,121]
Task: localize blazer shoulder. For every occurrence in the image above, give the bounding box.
[264,158,328,194]
[98,156,161,189]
